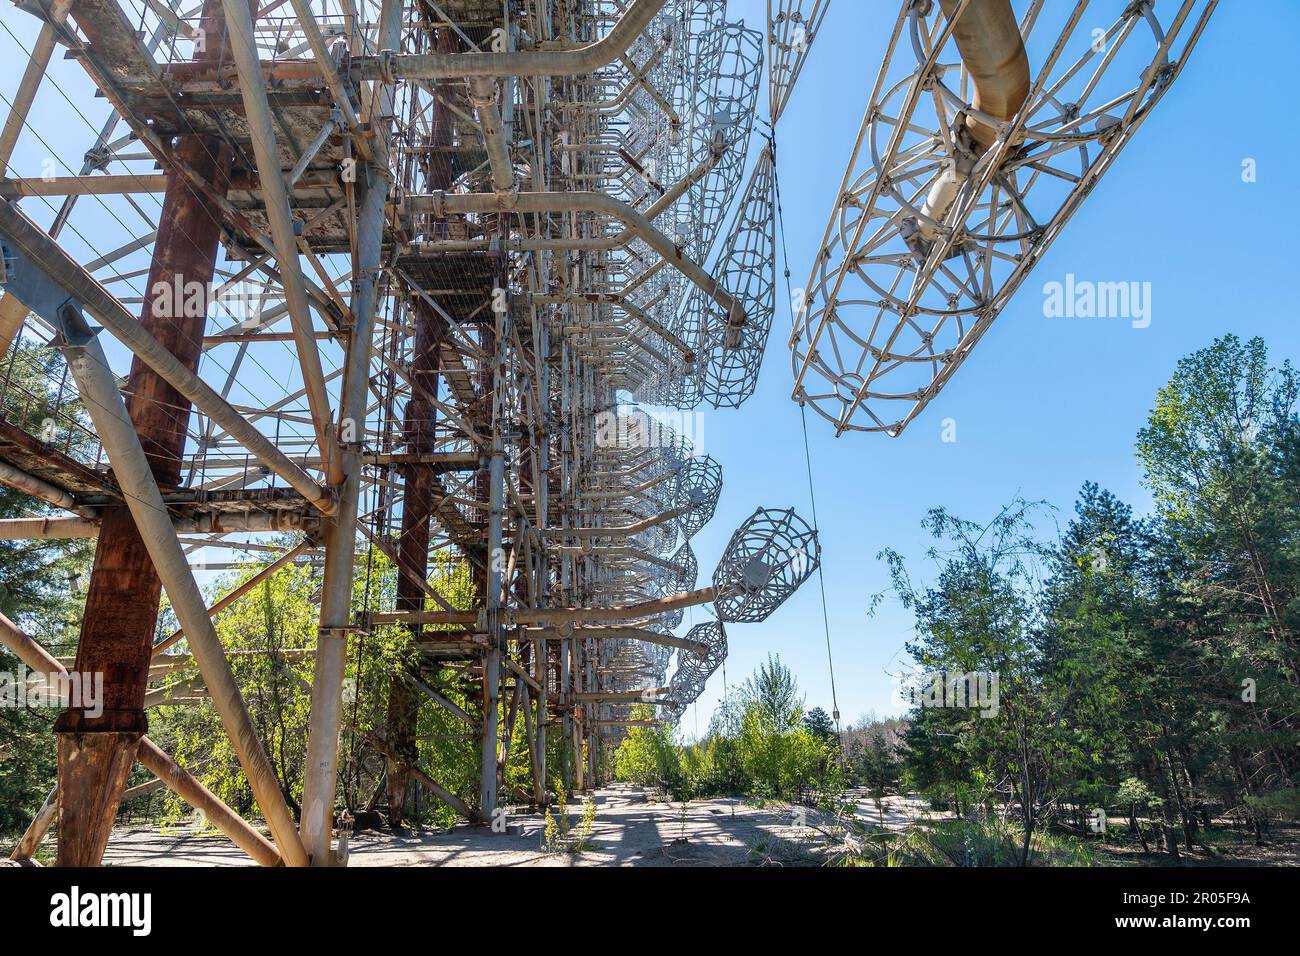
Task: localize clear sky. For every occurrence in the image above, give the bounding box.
[2,1,1298,735]
[673,0,1300,736]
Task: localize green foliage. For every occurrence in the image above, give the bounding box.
[611,656,837,802]
[1116,776,1160,811]
[0,343,92,837]
[738,697,821,798]
[878,335,1300,860]
[612,703,682,791]
[150,547,485,826]
[841,818,1099,868]
[152,549,394,820]
[804,706,836,746]
[543,777,597,854]
[402,554,485,824]
[856,724,902,824]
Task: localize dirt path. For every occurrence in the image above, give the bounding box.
[99,785,883,867]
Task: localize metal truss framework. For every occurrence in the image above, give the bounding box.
[0,0,1214,869]
[789,0,1217,436]
[0,0,824,866]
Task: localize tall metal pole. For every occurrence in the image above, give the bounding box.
[383,27,457,825]
[48,303,308,866]
[479,324,507,815]
[39,0,250,866]
[299,0,402,865]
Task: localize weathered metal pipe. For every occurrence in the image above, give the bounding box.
[918,0,1031,239]
[479,437,505,815]
[0,175,170,199]
[135,738,281,866]
[49,305,308,866]
[0,510,315,540]
[356,0,666,80]
[940,0,1030,151]
[300,0,403,866]
[384,64,456,822]
[532,627,708,655]
[536,505,689,539]
[573,688,670,703]
[468,77,514,191]
[367,734,478,822]
[431,586,716,627]
[0,517,99,539]
[8,786,57,861]
[0,462,93,516]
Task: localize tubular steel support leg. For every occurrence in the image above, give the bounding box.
[37,9,242,859]
[299,174,379,864]
[9,786,57,862]
[300,0,402,864]
[48,303,308,865]
[478,445,505,818]
[381,34,456,823]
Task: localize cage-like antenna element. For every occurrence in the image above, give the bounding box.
[789,0,1216,436]
[713,507,820,623]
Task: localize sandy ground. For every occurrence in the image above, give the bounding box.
[94,787,933,867]
[18,788,1289,866]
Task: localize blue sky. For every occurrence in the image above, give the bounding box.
[674,0,1300,735]
[3,1,1298,734]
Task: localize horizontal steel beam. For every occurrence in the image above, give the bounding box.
[0,509,315,540]
[370,587,717,630]
[0,175,169,198]
[0,460,94,517]
[401,191,745,325]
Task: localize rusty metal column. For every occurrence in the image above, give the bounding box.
[50,0,233,867]
[383,28,456,825]
[384,300,446,824]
